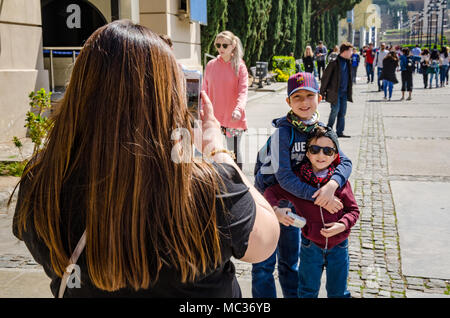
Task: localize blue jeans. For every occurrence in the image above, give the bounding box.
[351,66,358,83]
[440,65,448,84]
[377,67,383,90]
[298,234,351,298]
[366,63,374,82]
[252,221,300,298]
[327,91,348,136]
[429,70,439,88]
[383,80,394,98]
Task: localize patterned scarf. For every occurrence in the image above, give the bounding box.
[287,110,320,134]
[299,161,335,187]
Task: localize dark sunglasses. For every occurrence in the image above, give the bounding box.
[307,145,337,156]
[215,43,229,49]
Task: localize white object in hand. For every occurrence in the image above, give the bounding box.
[287,211,306,228]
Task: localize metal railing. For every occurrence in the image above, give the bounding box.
[43,47,82,92]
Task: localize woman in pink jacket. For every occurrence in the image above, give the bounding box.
[203,31,248,169]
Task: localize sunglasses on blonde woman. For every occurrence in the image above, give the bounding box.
[215,43,229,49]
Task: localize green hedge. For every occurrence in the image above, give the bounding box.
[272,56,296,82]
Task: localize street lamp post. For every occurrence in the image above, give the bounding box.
[427,4,432,48]
[428,0,441,48]
[412,15,418,44]
[435,5,439,46]
[441,0,448,47]
[419,11,424,46]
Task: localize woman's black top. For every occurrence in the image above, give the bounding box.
[380,57,399,84]
[303,56,315,73]
[13,163,256,298]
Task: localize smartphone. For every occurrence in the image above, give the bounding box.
[183,69,202,120]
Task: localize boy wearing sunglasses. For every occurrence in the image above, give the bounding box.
[263,126,360,298]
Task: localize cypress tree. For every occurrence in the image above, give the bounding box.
[226,0,256,65]
[279,0,297,56]
[200,0,228,65]
[260,0,283,63]
[247,0,272,66]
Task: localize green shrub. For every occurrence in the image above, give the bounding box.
[8,88,53,177]
[271,55,296,82]
[0,161,26,177]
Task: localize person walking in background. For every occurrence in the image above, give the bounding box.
[411,44,422,73]
[439,46,448,87]
[380,51,399,101]
[364,43,375,83]
[320,42,354,138]
[303,46,315,74]
[351,47,360,84]
[446,47,450,85]
[428,48,440,89]
[399,47,414,101]
[420,49,430,88]
[375,43,389,91]
[203,31,248,169]
[315,41,328,80]
[11,20,280,298]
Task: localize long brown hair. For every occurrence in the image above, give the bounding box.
[14,20,223,291]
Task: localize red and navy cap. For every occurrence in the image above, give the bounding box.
[287,72,319,97]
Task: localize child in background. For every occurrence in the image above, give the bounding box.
[351,47,360,84]
[264,126,360,298]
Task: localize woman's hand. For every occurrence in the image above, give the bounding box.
[320,222,346,238]
[231,109,242,122]
[273,206,295,227]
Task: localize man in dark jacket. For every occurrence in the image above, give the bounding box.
[320,42,354,138]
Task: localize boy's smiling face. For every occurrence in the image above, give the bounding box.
[286,89,322,121]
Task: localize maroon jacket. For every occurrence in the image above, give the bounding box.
[264,173,360,249]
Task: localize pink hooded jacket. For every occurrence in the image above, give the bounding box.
[202,56,248,130]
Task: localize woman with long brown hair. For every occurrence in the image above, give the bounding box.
[12,20,279,297]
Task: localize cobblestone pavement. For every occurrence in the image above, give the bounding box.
[349,89,450,298]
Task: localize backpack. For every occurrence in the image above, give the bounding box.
[406,56,415,73]
[254,126,295,192]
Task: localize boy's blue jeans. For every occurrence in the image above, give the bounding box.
[327,91,348,136]
[383,80,394,98]
[252,223,300,298]
[298,234,351,298]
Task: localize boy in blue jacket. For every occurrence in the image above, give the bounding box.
[252,72,352,298]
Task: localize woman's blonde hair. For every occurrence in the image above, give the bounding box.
[304,46,314,57]
[215,31,244,76]
[14,20,224,292]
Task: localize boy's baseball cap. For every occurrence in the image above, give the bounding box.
[287,72,320,97]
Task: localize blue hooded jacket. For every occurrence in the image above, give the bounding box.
[254,116,353,202]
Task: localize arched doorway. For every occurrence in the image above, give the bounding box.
[41,0,109,47]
